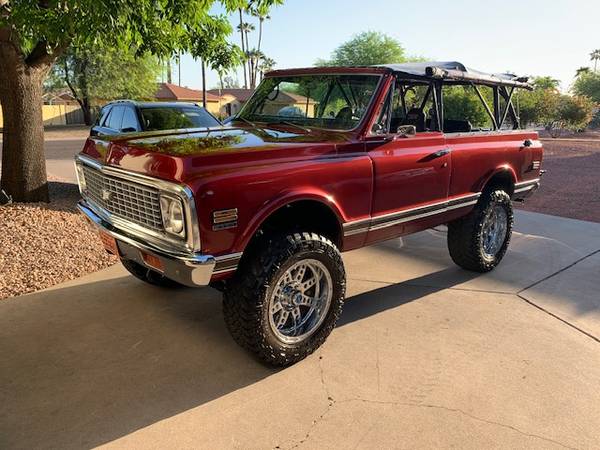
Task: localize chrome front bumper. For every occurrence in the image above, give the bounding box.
[78,200,216,286]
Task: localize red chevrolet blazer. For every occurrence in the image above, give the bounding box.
[75,62,543,366]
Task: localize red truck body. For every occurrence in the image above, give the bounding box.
[76,63,542,365]
[79,67,542,281]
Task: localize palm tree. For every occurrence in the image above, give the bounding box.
[250,0,283,86]
[591,49,600,72]
[236,21,248,88]
[258,56,275,81]
[576,66,591,77]
[242,23,255,87]
[247,48,263,88]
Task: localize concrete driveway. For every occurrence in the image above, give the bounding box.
[1,210,599,449]
[0,134,86,183]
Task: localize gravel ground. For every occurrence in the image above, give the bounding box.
[516,138,600,223]
[0,178,117,300]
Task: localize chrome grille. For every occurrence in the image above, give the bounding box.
[81,165,164,231]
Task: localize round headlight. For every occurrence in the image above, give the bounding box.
[160,195,185,236]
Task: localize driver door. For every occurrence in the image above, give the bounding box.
[366,80,451,244]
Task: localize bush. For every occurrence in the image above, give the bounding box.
[573,72,600,104]
[557,95,595,131]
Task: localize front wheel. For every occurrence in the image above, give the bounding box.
[223,232,346,367]
[447,189,513,272]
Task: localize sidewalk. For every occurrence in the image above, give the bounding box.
[1,210,599,449]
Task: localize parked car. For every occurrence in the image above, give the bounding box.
[75,62,543,366]
[91,100,221,136]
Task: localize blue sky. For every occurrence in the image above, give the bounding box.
[173,0,599,92]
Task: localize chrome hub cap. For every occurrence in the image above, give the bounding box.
[268,259,333,344]
[481,204,508,258]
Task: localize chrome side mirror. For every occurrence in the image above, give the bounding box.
[395,125,416,137]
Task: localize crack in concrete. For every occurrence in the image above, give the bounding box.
[279,250,600,449]
[276,354,335,450]
[517,248,600,344]
[341,397,578,450]
[518,249,600,293]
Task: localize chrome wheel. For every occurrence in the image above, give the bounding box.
[268,259,333,344]
[481,204,508,258]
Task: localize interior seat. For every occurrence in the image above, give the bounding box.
[401,107,426,131]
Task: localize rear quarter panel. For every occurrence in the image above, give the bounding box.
[446,130,541,195]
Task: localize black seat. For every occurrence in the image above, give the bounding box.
[444,119,472,133]
[336,106,353,122]
[401,107,426,132]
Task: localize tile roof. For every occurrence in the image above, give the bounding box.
[156,83,221,102]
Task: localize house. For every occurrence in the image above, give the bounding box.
[207,88,317,118]
[154,83,227,117]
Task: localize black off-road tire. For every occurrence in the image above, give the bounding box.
[223,232,346,367]
[121,259,182,288]
[447,189,513,272]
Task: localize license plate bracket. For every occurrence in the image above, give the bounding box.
[99,231,120,256]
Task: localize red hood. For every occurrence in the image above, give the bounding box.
[81,125,351,184]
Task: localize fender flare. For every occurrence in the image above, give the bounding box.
[476,165,517,194]
[234,189,346,252]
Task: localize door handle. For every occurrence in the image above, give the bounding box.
[520,139,532,149]
[432,148,450,158]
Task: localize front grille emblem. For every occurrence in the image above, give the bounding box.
[101,188,112,202]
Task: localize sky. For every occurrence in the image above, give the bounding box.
[172,0,599,93]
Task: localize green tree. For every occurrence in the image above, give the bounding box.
[443,86,490,128]
[0,0,238,203]
[532,76,560,91]
[189,15,242,108]
[572,71,600,103]
[48,42,161,125]
[557,95,595,131]
[317,31,407,66]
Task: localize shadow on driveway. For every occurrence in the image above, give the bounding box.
[0,266,476,449]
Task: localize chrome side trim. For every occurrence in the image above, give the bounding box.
[214,252,243,274]
[343,193,480,237]
[514,178,540,194]
[75,154,201,253]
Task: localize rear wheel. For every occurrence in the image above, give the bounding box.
[223,232,346,366]
[121,259,182,288]
[447,189,513,272]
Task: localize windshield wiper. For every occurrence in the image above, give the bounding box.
[231,116,257,128]
[268,120,311,133]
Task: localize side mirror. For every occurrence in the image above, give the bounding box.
[395,125,416,138]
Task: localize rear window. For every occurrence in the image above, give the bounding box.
[139,107,220,131]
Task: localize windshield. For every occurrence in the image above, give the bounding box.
[237,74,382,131]
[140,106,220,131]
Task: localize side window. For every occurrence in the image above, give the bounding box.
[99,106,112,127]
[106,106,125,130]
[371,87,392,135]
[442,85,494,133]
[121,107,139,132]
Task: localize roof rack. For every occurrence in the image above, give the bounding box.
[374,61,533,90]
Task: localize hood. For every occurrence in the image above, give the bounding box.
[81,124,351,183]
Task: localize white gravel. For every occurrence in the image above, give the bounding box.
[0,179,117,299]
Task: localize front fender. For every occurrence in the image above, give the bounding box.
[234,188,345,251]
